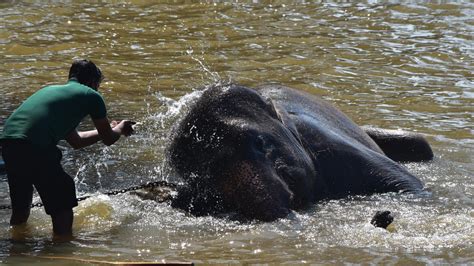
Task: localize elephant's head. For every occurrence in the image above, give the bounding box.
[168,84,317,221]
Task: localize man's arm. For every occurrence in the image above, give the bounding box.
[65,129,103,149]
[65,118,134,149]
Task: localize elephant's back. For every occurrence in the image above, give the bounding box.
[257,85,382,153]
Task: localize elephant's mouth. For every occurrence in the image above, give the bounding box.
[273,159,317,210]
[234,186,293,221]
[220,161,294,221]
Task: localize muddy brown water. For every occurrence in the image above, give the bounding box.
[0,2,472,264]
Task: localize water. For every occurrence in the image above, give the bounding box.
[0,2,473,264]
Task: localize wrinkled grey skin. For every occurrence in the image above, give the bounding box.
[167,84,432,221]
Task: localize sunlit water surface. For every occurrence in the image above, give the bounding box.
[0,2,472,264]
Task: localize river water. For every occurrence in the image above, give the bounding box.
[0,1,472,264]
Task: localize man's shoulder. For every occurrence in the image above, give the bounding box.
[65,80,90,91]
[65,81,103,98]
[39,81,82,92]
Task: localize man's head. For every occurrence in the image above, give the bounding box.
[68,59,103,90]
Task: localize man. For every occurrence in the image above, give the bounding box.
[0,59,134,240]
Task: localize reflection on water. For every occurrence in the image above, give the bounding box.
[0,2,472,264]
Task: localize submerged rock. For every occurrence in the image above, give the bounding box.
[371,210,394,229]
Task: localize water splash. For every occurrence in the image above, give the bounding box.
[186,47,222,84]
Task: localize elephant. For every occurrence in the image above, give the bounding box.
[166,84,433,221]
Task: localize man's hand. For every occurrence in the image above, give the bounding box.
[93,118,133,146]
[66,118,135,149]
[112,120,135,137]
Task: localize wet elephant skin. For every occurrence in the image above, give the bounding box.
[167,84,429,221]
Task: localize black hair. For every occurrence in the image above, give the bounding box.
[68,59,103,89]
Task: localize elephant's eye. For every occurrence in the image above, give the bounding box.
[255,135,275,157]
[256,135,265,153]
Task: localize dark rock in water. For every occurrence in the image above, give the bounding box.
[371,210,394,229]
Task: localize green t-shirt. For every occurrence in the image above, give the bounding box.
[1,80,107,149]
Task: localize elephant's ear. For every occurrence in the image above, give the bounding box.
[362,126,433,162]
[272,104,304,146]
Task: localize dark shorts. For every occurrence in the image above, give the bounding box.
[1,140,78,215]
